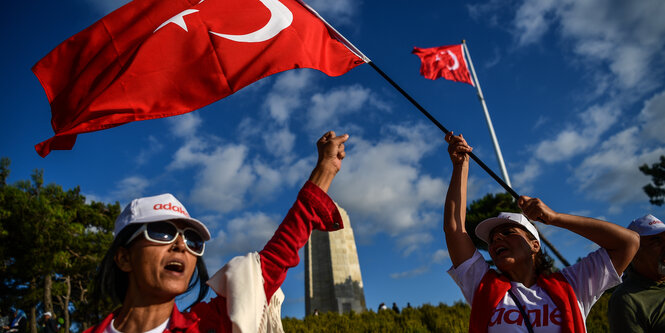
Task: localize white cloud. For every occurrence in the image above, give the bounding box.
[512,159,541,192]
[167,135,257,213]
[191,145,257,213]
[569,89,665,206]
[513,0,557,45]
[165,127,312,214]
[110,176,150,203]
[510,89,665,209]
[558,0,665,91]
[263,71,314,124]
[535,131,587,163]
[307,84,390,133]
[168,113,203,138]
[432,249,450,264]
[638,90,665,143]
[389,265,430,279]
[261,127,296,161]
[573,127,665,206]
[206,212,280,256]
[397,233,435,257]
[534,104,620,163]
[512,0,665,93]
[135,135,165,166]
[386,247,450,280]
[483,0,665,209]
[249,156,312,199]
[331,124,444,253]
[467,0,507,27]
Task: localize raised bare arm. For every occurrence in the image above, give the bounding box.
[519,196,639,275]
[444,133,478,267]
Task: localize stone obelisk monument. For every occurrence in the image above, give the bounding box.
[305,204,366,315]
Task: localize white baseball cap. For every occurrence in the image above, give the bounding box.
[115,193,210,241]
[475,212,540,244]
[628,214,665,237]
[44,312,52,317]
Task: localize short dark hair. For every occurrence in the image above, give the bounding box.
[93,223,209,309]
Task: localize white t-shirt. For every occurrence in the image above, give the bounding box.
[448,248,621,332]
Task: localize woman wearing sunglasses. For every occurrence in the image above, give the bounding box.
[86,131,349,333]
[443,133,639,332]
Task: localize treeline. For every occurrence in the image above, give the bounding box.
[0,158,119,333]
[283,302,470,332]
[282,293,612,332]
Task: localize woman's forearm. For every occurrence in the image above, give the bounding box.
[444,164,468,235]
[549,213,639,274]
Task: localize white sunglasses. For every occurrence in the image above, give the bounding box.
[126,221,205,256]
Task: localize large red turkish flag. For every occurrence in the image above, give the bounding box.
[33,0,364,157]
[412,44,474,86]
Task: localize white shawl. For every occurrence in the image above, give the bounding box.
[207,252,285,333]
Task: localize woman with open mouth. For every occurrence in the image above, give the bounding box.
[443,132,639,333]
[85,131,349,333]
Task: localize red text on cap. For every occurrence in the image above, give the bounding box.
[649,220,663,225]
[153,203,190,217]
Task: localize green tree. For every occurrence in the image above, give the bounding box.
[640,155,665,206]
[0,158,118,333]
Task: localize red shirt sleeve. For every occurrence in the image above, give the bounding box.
[258,181,344,301]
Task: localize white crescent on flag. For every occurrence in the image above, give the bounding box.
[446,50,459,70]
[435,50,460,70]
[209,0,293,43]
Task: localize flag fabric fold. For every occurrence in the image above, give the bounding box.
[412,44,474,86]
[33,0,364,157]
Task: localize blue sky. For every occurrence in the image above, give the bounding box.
[2,0,665,319]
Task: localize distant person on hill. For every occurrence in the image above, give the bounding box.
[392,303,400,314]
[41,312,59,333]
[443,132,639,332]
[86,131,348,333]
[608,214,665,332]
[378,303,387,311]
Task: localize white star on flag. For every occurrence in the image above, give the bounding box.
[154,9,199,33]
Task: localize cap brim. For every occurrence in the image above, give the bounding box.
[132,215,211,241]
[475,217,520,244]
[638,228,665,237]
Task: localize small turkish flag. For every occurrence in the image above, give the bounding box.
[33,0,364,157]
[412,44,474,86]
